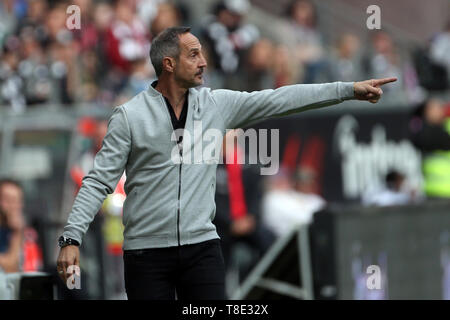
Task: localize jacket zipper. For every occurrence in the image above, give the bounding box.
[159,95,184,247]
[177,149,182,246]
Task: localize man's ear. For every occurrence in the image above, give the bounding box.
[162,56,176,73]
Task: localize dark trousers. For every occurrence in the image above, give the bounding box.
[123,239,226,300]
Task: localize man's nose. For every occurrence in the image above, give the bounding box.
[199,53,207,68]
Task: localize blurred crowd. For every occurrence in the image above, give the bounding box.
[0,0,449,113]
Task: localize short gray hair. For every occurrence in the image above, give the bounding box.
[150,26,191,77]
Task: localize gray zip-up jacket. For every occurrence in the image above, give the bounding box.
[63,81,354,250]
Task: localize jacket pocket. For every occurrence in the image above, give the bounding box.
[123,187,139,226]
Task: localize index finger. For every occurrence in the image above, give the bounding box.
[57,263,67,283]
[373,77,397,86]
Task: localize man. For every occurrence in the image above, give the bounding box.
[57,26,396,300]
[361,170,415,207]
[0,179,24,273]
[263,166,326,238]
[411,98,450,198]
[0,179,43,273]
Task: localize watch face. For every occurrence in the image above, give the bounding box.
[58,236,66,247]
[59,236,79,247]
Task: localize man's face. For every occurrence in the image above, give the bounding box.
[0,183,23,216]
[425,99,444,125]
[173,33,207,88]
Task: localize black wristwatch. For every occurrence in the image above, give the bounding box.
[58,236,80,248]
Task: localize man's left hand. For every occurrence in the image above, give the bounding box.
[354,77,397,103]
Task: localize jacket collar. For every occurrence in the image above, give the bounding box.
[148,80,162,97]
[148,80,196,99]
[148,80,198,113]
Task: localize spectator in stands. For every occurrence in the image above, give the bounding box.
[90,1,115,72]
[0,179,23,273]
[281,0,325,83]
[363,31,402,89]
[116,57,155,104]
[327,33,365,82]
[200,0,259,78]
[272,44,300,87]
[136,0,165,30]
[0,38,26,112]
[364,30,420,101]
[46,2,73,43]
[150,2,182,38]
[225,38,275,91]
[410,98,450,198]
[0,187,22,273]
[15,0,48,45]
[71,0,97,51]
[0,179,43,273]
[429,20,450,85]
[0,0,19,46]
[262,166,325,238]
[105,0,150,73]
[89,0,148,106]
[362,170,417,206]
[22,30,69,105]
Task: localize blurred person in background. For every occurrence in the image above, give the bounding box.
[115,58,155,104]
[71,0,97,51]
[45,2,73,43]
[410,98,450,198]
[80,1,116,105]
[105,0,150,74]
[15,0,48,45]
[200,0,259,81]
[97,0,150,106]
[272,44,300,87]
[429,20,450,85]
[280,0,326,83]
[262,166,326,238]
[364,31,402,89]
[413,23,449,92]
[363,30,421,102]
[76,49,101,103]
[214,131,275,293]
[0,38,27,112]
[225,38,275,91]
[150,2,182,38]
[0,179,42,273]
[70,0,107,104]
[0,181,23,273]
[0,0,20,46]
[362,170,418,207]
[327,32,365,83]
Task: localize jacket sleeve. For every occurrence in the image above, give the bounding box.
[210,82,355,129]
[63,106,132,245]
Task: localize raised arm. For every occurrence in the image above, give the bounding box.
[211,78,397,129]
